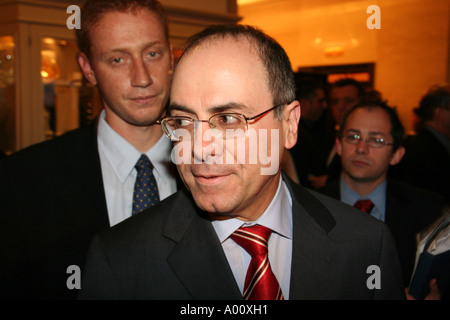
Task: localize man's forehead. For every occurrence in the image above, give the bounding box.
[171,36,266,90]
[332,85,358,95]
[178,36,256,67]
[344,108,392,133]
[170,33,274,116]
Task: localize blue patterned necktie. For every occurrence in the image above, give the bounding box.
[132,154,160,215]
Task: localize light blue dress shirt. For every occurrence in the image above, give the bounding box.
[340,177,387,221]
[211,176,293,299]
[97,110,177,226]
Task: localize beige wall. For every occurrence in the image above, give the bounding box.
[238,0,450,133]
[163,0,230,14]
[162,0,240,49]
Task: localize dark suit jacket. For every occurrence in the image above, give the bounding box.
[318,179,445,287]
[0,123,109,299]
[0,123,180,300]
[79,176,405,300]
[390,127,450,204]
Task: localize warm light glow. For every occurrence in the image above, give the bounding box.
[237,0,271,5]
[324,46,344,56]
[328,72,371,83]
[313,37,359,56]
[0,36,16,85]
[43,37,55,45]
[41,49,60,81]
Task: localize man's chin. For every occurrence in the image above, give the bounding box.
[192,192,233,216]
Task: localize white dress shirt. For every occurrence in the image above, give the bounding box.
[211,176,293,299]
[97,110,177,226]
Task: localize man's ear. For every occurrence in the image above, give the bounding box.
[390,146,405,166]
[77,52,97,85]
[283,100,301,149]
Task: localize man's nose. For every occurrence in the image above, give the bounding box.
[131,59,152,87]
[355,138,370,153]
[192,121,224,163]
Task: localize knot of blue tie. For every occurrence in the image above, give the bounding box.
[135,154,153,172]
[132,154,159,215]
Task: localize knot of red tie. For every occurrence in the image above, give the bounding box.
[353,199,374,214]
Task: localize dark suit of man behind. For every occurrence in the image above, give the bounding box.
[0,124,109,299]
[390,85,450,204]
[0,0,178,299]
[391,127,450,204]
[0,124,179,300]
[80,178,404,300]
[319,178,445,287]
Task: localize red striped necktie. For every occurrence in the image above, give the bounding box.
[353,199,374,214]
[230,225,284,300]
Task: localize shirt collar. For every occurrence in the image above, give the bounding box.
[146,132,173,183]
[211,176,293,243]
[97,110,171,183]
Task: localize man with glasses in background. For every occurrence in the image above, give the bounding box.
[319,101,446,299]
[80,24,405,300]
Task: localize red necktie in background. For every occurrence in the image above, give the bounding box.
[354,199,374,214]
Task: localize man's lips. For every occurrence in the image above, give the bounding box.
[193,173,231,186]
[129,95,157,105]
[350,159,370,167]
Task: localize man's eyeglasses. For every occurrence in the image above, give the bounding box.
[157,104,283,141]
[342,133,394,148]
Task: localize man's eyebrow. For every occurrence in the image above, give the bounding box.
[208,102,249,114]
[344,128,361,134]
[168,103,193,114]
[344,128,387,136]
[168,102,250,115]
[102,41,165,56]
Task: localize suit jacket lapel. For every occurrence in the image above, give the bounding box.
[284,178,339,299]
[164,189,242,300]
